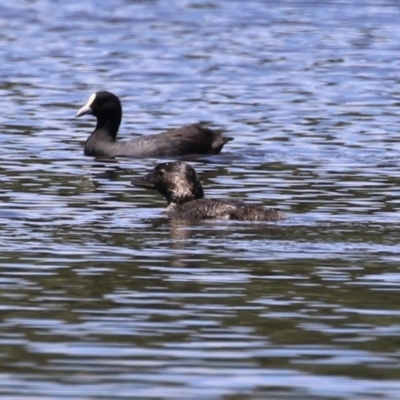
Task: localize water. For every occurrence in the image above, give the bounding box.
[1,0,400,398]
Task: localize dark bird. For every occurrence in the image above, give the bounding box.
[76,91,233,157]
[132,161,286,221]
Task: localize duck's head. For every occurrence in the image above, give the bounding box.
[132,161,204,206]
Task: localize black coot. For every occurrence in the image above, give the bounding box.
[76,91,233,157]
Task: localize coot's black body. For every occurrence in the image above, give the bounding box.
[76,91,233,157]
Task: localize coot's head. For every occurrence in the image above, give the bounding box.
[76,91,122,139]
[132,161,204,206]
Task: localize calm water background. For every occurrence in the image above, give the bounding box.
[1,0,400,398]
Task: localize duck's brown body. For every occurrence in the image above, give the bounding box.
[132,161,286,222]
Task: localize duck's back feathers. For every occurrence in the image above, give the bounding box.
[167,199,285,221]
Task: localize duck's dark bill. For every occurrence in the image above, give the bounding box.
[131,174,156,189]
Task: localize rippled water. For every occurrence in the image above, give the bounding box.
[1,0,400,398]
